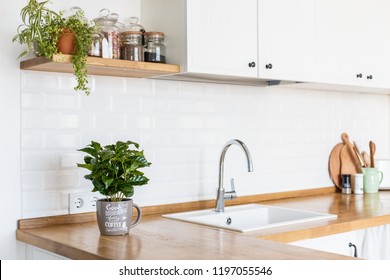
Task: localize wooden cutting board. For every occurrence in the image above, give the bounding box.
[329,142,343,189]
[328,133,363,189]
[340,145,361,175]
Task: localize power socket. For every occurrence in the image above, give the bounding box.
[68,192,104,214]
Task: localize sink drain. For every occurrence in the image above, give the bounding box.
[226,217,232,225]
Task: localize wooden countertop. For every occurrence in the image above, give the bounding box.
[16,188,390,260]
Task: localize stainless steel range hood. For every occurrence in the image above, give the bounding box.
[148,71,298,87]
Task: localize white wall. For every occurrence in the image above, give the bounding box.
[2,0,390,259]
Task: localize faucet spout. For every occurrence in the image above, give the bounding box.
[215,139,253,212]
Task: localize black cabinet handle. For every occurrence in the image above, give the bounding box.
[349,242,358,258]
[367,75,373,80]
[356,73,363,78]
[248,62,256,68]
[265,63,273,69]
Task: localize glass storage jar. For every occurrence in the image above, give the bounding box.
[144,32,166,63]
[92,9,121,59]
[88,33,102,57]
[120,31,144,61]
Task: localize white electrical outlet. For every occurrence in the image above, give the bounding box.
[68,192,104,214]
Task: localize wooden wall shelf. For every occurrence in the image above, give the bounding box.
[20,54,180,79]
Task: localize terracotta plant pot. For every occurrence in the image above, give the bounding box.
[57,28,76,55]
[96,198,142,235]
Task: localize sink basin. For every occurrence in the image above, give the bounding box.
[163,204,337,232]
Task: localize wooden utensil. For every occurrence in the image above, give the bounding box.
[362,151,371,167]
[370,141,376,168]
[353,141,366,168]
[341,133,362,173]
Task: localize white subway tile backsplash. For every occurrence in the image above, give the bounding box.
[20,72,390,218]
[22,111,58,129]
[124,78,154,96]
[195,100,216,113]
[22,152,59,172]
[21,172,45,191]
[22,132,44,150]
[167,99,194,113]
[79,94,112,112]
[92,76,126,94]
[112,95,141,112]
[44,133,79,150]
[180,116,204,129]
[140,96,167,112]
[58,74,78,91]
[44,171,78,190]
[22,72,59,90]
[45,94,78,110]
[94,113,126,130]
[21,92,45,109]
[58,114,80,129]
[22,191,68,218]
[60,153,83,169]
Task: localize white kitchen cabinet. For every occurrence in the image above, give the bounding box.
[25,245,69,260]
[141,0,390,90]
[141,0,315,85]
[257,0,317,82]
[141,0,259,83]
[314,0,390,88]
[290,230,365,258]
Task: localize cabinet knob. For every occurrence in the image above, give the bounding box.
[367,75,373,80]
[349,242,358,258]
[265,63,273,69]
[356,73,363,78]
[248,62,256,68]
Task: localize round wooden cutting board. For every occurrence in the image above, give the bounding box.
[329,142,343,189]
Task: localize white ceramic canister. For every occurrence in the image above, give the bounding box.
[353,173,364,194]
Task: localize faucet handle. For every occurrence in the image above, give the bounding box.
[230,178,235,192]
[224,178,237,200]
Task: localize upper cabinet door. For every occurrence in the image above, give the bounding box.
[186,0,258,77]
[315,0,390,88]
[257,0,317,82]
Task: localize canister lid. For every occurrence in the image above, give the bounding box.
[144,31,164,37]
[121,31,143,36]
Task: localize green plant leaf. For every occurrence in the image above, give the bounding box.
[102,175,114,188]
[77,140,151,200]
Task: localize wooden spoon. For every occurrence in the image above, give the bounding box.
[341,133,362,173]
[362,151,371,167]
[370,141,376,168]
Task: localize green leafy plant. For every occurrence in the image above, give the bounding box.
[13,2,96,95]
[77,141,152,202]
[12,0,59,59]
[45,9,96,95]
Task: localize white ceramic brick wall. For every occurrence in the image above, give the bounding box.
[20,71,390,218]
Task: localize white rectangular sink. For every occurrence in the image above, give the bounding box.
[163,204,337,232]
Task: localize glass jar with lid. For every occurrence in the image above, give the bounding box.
[144,32,166,63]
[92,9,121,59]
[120,31,144,61]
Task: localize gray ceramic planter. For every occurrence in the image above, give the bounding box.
[96,198,142,235]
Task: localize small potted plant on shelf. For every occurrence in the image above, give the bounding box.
[77,140,151,235]
[45,7,96,95]
[12,0,59,59]
[13,1,95,95]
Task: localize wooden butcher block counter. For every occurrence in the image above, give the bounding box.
[16,187,390,260]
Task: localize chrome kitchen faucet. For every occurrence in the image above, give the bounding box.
[215,139,253,212]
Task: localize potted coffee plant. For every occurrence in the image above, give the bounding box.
[13,1,95,95]
[77,140,151,235]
